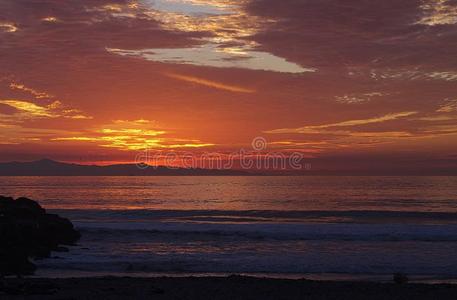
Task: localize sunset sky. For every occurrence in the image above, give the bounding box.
[1,0,457,171]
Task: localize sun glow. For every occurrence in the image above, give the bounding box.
[51,120,215,151]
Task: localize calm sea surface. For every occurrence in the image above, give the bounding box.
[1,176,457,281]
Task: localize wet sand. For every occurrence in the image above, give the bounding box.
[2,275,457,299]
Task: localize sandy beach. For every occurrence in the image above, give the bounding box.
[2,276,457,300]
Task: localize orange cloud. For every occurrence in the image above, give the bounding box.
[0,99,92,121]
[51,120,215,151]
[0,100,56,118]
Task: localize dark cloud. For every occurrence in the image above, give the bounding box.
[0,0,203,78]
[247,0,457,69]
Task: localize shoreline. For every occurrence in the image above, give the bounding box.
[31,270,457,285]
[2,275,457,299]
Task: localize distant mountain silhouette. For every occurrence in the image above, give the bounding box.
[0,159,249,176]
[1,159,455,176]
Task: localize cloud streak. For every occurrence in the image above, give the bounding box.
[165,73,255,93]
[437,99,457,112]
[0,100,56,118]
[266,112,418,134]
[0,99,92,121]
[0,22,17,33]
[9,82,53,99]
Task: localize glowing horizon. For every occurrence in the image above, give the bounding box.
[1,0,457,172]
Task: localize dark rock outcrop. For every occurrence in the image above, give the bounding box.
[393,272,409,284]
[0,196,80,276]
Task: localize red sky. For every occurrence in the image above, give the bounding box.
[1,0,457,172]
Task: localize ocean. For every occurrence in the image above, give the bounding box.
[1,176,457,282]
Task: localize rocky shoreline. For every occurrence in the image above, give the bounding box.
[0,196,80,276]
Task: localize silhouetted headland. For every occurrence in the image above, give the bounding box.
[0,159,249,176]
[0,196,80,276]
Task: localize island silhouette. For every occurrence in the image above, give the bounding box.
[0,159,248,176]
